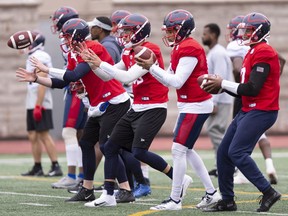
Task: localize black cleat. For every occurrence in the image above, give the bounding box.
[208,168,218,177]
[45,164,63,177]
[21,166,44,176]
[67,179,83,194]
[203,199,237,212]
[65,186,95,202]
[115,189,135,203]
[257,188,281,212]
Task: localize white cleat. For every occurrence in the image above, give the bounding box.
[84,190,116,208]
[196,190,222,209]
[150,198,182,211]
[234,171,250,184]
[180,174,193,199]
[51,176,77,189]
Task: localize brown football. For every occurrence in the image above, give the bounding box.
[7,30,38,49]
[197,74,222,94]
[133,46,156,62]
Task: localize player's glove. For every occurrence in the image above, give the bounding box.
[88,101,110,117]
[33,105,45,122]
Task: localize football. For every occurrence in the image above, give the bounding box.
[133,46,156,62]
[197,74,223,94]
[7,30,38,49]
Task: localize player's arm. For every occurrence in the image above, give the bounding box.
[221,62,270,96]
[231,56,243,82]
[278,53,286,75]
[99,61,148,84]
[149,56,198,89]
[35,72,48,106]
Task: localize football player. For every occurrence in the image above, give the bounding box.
[78,13,192,207]
[16,18,133,203]
[226,15,279,185]
[136,9,221,210]
[201,12,281,212]
[49,6,87,189]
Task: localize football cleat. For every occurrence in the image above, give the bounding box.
[196,190,222,209]
[51,176,77,189]
[45,164,63,177]
[180,174,193,199]
[257,188,281,212]
[65,186,95,202]
[115,189,135,203]
[133,183,151,198]
[84,190,116,207]
[21,166,44,176]
[150,198,181,211]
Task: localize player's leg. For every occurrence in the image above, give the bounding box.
[258,133,278,184]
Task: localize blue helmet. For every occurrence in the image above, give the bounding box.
[117,13,151,48]
[162,9,195,46]
[238,12,270,45]
[226,15,244,41]
[50,6,79,34]
[28,31,45,54]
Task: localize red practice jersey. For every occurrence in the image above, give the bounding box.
[67,40,126,106]
[170,37,211,103]
[241,42,280,112]
[122,41,169,104]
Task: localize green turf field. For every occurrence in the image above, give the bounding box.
[0,149,287,216]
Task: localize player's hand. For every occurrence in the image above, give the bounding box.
[202,75,223,94]
[135,54,155,70]
[76,42,102,68]
[16,68,38,82]
[30,56,49,73]
[33,105,45,122]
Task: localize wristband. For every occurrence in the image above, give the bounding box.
[33,76,38,83]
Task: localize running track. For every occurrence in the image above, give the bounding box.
[0,135,287,154]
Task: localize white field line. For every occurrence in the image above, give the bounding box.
[19,203,52,207]
[0,191,69,199]
[1,152,288,165]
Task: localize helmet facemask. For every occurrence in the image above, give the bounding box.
[116,16,150,48]
[238,23,270,46]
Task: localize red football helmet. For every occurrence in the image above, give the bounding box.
[237,12,270,46]
[226,15,244,42]
[162,9,195,47]
[116,13,151,48]
[50,6,79,34]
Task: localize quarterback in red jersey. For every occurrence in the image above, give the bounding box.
[16,18,133,203]
[78,13,194,208]
[201,12,281,212]
[136,9,221,210]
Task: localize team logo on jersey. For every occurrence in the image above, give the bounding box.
[256,66,264,73]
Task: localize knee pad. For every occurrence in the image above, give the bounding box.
[62,127,78,146]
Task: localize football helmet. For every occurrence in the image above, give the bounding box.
[226,15,244,42]
[111,10,131,25]
[50,6,79,34]
[28,31,45,54]
[162,9,195,47]
[237,12,270,46]
[117,13,151,48]
[60,18,90,53]
[111,10,131,33]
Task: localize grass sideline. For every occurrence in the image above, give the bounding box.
[0,149,287,216]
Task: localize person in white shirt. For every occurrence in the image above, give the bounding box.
[202,23,234,177]
[21,31,63,177]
